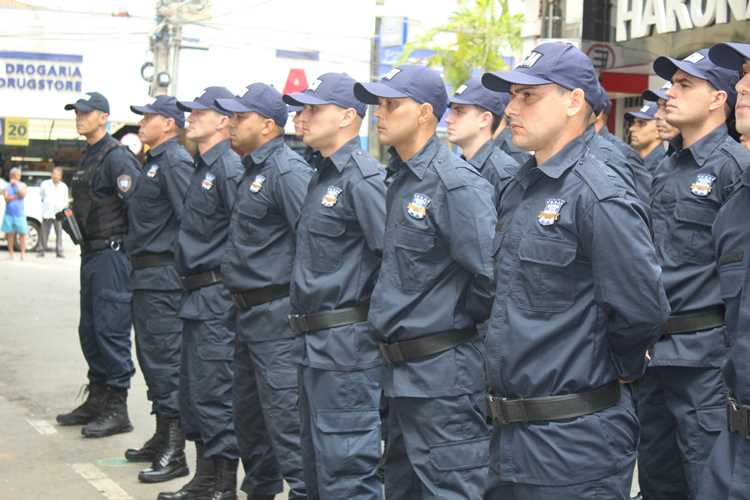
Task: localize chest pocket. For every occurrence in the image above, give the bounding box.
[134,176,162,201]
[237,199,269,243]
[186,184,220,240]
[512,237,577,312]
[392,224,439,293]
[671,201,717,264]
[306,215,347,273]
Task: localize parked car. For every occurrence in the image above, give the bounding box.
[0,170,49,252]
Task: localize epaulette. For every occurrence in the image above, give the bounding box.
[352,149,383,178]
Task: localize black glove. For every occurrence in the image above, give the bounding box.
[55,208,83,245]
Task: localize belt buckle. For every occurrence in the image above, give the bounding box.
[488,395,510,425]
[288,314,307,335]
[379,342,404,363]
[109,240,121,251]
[233,293,247,310]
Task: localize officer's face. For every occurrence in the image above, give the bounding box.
[75,110,106,136]
[292,111,305,137]
[655,100,679,141]
[299,104,346,150]
[445,104,491,147]
[229,112,267,154]
[186,109,225,142]
[137,113,171,147]
[734,60,750,136]
[629,118,659,150]
[666,70,726,127]
[373,97,423,146]
[506,84,569,153]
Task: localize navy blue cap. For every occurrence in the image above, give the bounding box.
[65,91,110,113]
[653,49,739,107]
[215,83,288,127]
[177,86,234,116]
[625,102,658,120]
[283,73,367,117]
[449,76,507,116]
[642,82,672,102]
[130,95,185,128]
[354,65,449,119]
[482,42,600,110]
[709,42,750,71]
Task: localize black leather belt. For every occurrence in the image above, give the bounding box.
[232,284,290,310]
[180,269,223,291]
[664,305,725,336]
[379,328,477,363]
[83,237,125,254]
[288,303,369,335]
[728,397,750,440]
[130,252,174,270]
[488,381,621,425]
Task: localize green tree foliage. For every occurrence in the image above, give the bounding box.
[399,0,523,89]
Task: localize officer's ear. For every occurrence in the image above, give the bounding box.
[708,89,728,113]
[216,114,230,132]
[566,88,587,120]
[261,117,277,136]
[97,111,109,127]
[339,107,358,128]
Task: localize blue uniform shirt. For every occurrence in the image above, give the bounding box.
[290,137,386,370]
[495,127,532,166]
[643,144,667,173]
[175,139,243,276]
[464,138,519,208]
[127,137,193,291]
[368,135,497,398]
[599,127,653,203]
[713,168,750,404]
[650,124,749,367]
[485,132,669,484]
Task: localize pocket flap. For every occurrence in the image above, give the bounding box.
[265,368,298,390]
[394,225,436,253]
[197,342,233,361]
[518,238,576,267]
[101,289,132,304]
[719,264,744,299]
[430,436,490,471]
[674,202,716,227]
[307,216,346,237]
[697,405,726,433]
[239,201,268,220]
[314,410,379,433]
[147,318,182,334]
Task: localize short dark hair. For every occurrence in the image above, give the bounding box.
[490,113,503,134]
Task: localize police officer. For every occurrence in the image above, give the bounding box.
[638,48,750,500]
[124,96,193,483]
[480,42,669,499]
[644,82,681,153]
[490,89,532,165]
[697,40,750,500]
[216,84,312,500]
[355,65,496,499]
[445,76,519,208]
[626,102,666,172]
[159,87,243,500]
[56,92,141,438]
[283,72,386,500]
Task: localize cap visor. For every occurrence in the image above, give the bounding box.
[353,82,408,105]
[654,56,709,82]
[625,111,654,120]
[287,105,303,113]
[481,71,551,92]
[642,89,666,102]
[129,104,157,115]
[214,98,251,113]
[65,101,96,112]
[709,42,750,71]
[283,92,332,107]
[449,96,479,106]
[176,100,209,112]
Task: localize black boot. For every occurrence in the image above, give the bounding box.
[125,414,165,462]
[81,386,134,438]
[209,457,238,500]
[138,417,189,483]
[158,441,215,500]
[56,383,107,426]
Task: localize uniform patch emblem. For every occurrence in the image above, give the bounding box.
[201,173,216,190]
[383,68,401,80]
[146,164,159,178]
[249,175,266,193]
[455,84,468,95]
[690,174,716,197]
[685,51,705,64]
[117,175,132,193]
[538,198,566,226]
[321,186,343,207]
[518,50,543,68]
[407,193,431,220]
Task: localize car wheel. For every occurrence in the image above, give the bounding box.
[22,219,41,252]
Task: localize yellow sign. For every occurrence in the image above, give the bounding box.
[3,117,29,146]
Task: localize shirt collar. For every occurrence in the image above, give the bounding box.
[248,136,285,166]
[198,139,231,167]
[534,132,589,180]
[681,124,729,167]
[644,145,665,163]
[321,136,361,173]
[388,135,441,180]
[147,136,179,160]
[464,139,494,171]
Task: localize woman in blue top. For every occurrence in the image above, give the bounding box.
[3,167,28,260]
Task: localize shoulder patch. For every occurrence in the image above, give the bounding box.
[352,150,383,178]
[575,158,623,201]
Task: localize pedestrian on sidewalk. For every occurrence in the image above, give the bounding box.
[38,166,69,258]
[2,167,28,260]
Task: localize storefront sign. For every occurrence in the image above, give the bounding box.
[616,0,750,41]
[1,117,30,146]
[0,51,83,92]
